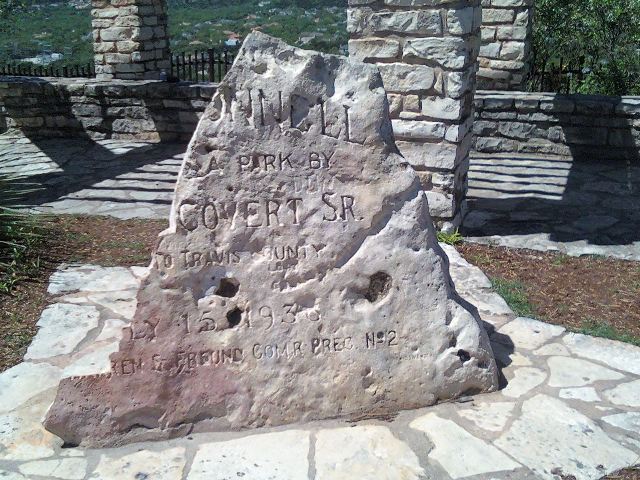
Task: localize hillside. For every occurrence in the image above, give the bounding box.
[0,0,347,67]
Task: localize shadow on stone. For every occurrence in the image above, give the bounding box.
[465,94,639,248]
[0,76,197,209]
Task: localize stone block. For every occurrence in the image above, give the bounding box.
[392,119,446,140]
[425,190,456,217]
[616,98,640,117]
[403,37,470,70]
[479,42,501,59]
[100,27,133,42]
[421,96,464,121]
[378,63,436,93]
[482,96,513,110]
[447,7,475,35]
[349,38,401,61]
[445,70,473,99]
[482,8,515,24]
[115,15,143,27]
[539,97,575,113]
[481,27,496,42]
[475,136,518,152]
[104,53,132,64]
[563,126,608,146]
[499,41,526,61]
[397,140,464,170]
[348,8,442,36]
[575,98,615,116]
[71,103,102,117]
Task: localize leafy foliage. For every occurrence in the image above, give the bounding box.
[533,0,640,95]
[436,229,463,246]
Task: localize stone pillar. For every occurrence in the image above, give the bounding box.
[477,0,534,90]
[348,0,482,231]
[91,0,171,80]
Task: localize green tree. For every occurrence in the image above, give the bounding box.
[533,0,640,95]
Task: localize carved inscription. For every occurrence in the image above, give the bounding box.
[242,88,364,145]
[177,193,362,232]
[110,330,400,377]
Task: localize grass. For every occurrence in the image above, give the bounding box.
[577,319,640,347]
[0,171,45,294]
[437,229,464,246]
[490,277,536,318]
[459,243,640,345]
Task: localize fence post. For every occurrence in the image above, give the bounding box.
[207,49,214,82]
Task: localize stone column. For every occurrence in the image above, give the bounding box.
[91,0,171,80]
[477,0,534,90]
[348,0,482,231]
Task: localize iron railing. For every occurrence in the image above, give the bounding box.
[529,55,589,94]
[170,48,237,83]
[0,62,95,78]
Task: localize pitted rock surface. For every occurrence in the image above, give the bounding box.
[44,32,497,447]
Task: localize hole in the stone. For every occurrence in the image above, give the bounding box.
[457,349,471,363]
[215,278,239,298]
[364,272,392,302]
[227,307,242,327]
[61,441,79,449]
[227,186,234,192]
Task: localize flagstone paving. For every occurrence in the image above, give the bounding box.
[464,152,640,261]
[0,131,183,220]
[0,245,638,480]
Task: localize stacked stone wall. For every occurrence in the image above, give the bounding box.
[92,0,171,80]
[477,0,534,90]
[348,0,483,230]
[0,77,213,141]
[474,91,640,160]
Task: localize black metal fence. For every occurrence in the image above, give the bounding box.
[0,62,95,78]
[529,56,589,94]
[170,48,237,83]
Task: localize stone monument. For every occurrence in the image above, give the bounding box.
[44,32,498,447]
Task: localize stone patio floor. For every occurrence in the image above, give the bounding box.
[1,245,639,480]
[464,152,640,261]
[1,132,638,260]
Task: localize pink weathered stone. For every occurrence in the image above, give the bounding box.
[44,33,498,447]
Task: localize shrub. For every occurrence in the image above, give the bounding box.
[533,0,640,95]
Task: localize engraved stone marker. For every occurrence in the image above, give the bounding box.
[44,32,498,447]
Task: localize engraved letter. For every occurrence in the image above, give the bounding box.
[266,199,280,227]
[341,195,356,222]
[322,193,338,221]
[246,200,263,228]
[178,201,199,231]
[287,198,303,225]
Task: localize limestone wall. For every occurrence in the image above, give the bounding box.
[0,77,213,142]
[92,0,171,80]
[348,0,483,230]
[477,0,534,90]
[474,91,640,160]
